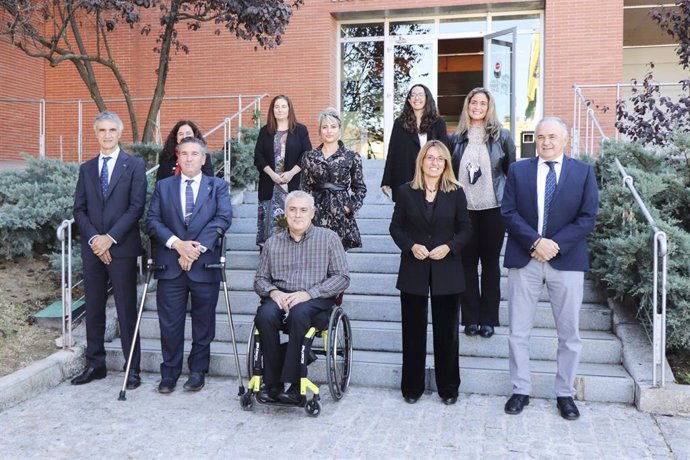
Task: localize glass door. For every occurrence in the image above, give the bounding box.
[484,27,517,136]
[383,35,436,151]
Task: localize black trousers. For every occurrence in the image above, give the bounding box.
[255,296,334,386]
[83,255,140,370]
[459,207,505,327]
[400,291,460,399]
[157,273,219,380]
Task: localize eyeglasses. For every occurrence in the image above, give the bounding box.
[409,92,426,100]
[424,155,446,163]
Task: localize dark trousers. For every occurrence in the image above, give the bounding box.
[459,207,505,327]
[400,292,460,399]
[255,296,334,386]
[83,255,140,370]
[157,273,219,380]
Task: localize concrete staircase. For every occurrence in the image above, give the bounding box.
[105,159,635,403]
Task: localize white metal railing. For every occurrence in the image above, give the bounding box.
[574,84,669,387]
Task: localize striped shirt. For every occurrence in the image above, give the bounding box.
[254,224,350,300]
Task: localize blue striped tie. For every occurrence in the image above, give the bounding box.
[100,156,110,199]
[184,179,194,225]
[542,161,557,235]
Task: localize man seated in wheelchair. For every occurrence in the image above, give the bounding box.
[253,190,350,405]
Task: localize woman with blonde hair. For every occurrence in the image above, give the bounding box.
[450,87,516,339]
[389,139,472,405]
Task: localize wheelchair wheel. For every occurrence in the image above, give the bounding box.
[240,391,254,411]
[305,398,321,417]
[246,322,257,379]
[326,306,353,401]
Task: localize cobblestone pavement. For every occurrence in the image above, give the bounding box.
[0,373,688,459]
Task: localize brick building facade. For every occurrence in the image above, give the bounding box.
[0,0,652,162]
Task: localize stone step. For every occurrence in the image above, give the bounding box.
[221,270,606,303]
[104,339,634,403]
[133,311,621,364]
[141,290,612,331]
[228,250,401,273]
[230,203,394,219]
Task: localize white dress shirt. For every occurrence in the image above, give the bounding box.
[537,154,564,236]
[99,147,120,184]
[166,172,206,252]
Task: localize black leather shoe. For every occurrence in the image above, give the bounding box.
[479,325,495,338]
[442,396,458,405]
[277,385,305,405]
[257,384,283,403]
[504,394,530,414]
[556,396,580,420]
[403,395,420,404]
[464,324,479,336]
[183,372,205,392]
[158,378,176,394]
[71,366,107,385]
[126,371,141,390]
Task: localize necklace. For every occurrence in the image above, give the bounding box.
[425,187,437,193]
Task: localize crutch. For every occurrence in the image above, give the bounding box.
[204,228,245,396]
[118,240,166,401]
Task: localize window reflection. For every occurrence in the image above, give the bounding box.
[439,17,487,35]
[341,23,384,38]
[389,21,433,36]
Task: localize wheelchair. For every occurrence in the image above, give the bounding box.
[240,299,353,417]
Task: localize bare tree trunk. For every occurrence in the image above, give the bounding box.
[142,0,180,143]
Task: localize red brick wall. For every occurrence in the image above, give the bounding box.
[0,0,623,161]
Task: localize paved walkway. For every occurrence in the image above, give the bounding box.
[1,373,689,459]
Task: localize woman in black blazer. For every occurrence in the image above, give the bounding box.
[254,95,312,248]
[381,84,449,202]
[157,120,214,181]
[389,139,472,405]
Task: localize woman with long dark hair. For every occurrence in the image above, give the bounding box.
[389,140,472,405]
[254,95,312,248]
[157,120,213,181]
[381,84,449,202]
[450,87,516,339]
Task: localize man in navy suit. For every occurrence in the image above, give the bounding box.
[147,136,232,393]
[501,116,598,420]
[72,111,147,388]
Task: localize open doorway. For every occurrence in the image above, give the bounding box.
[437,38,483,132]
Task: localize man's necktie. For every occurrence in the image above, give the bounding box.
[542,161,557,235]
[184,179,194,225]
[100,156,110,199]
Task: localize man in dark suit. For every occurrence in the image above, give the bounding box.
[147,136,232,393]
[72,111,147,388]
[501,116,598,420]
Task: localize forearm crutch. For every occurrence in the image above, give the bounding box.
[205,228,245,396]
[118,242,166,401]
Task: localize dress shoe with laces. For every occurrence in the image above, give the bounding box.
[479,325,495,338]
[464,324,479,336]
[158,378,176,394]
[556,396,580,420]
[70,366,107,385]
[257,384,283,403]
[126,371,141,390]
[183,372,205,392]
[277,385,305,405]
[504,394,530,414]
[442,396,458,406]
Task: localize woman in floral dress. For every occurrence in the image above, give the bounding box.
[254,95,312,248]
[300,108,367,251]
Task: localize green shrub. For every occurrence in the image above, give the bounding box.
[214,125,260,189]
[124,142,162,171]
[591,138,690,350]
[0,155,79,259]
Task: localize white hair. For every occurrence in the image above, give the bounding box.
[285,190,315,210]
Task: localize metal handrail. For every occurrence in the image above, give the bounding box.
[574,84,669,387]
[572,85,610,157]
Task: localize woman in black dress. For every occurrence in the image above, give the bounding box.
[254,95,312,248]
[381,84,449,202]
[300,108,367,251]
[450,87,516,338]
[157,120,213,181]
[389,140,472,405]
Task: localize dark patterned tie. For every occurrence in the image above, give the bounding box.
[184,179,194,225]
[100,156,110,199]
[542,161,557,235]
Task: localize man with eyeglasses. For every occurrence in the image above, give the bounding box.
[147,136,232,393]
